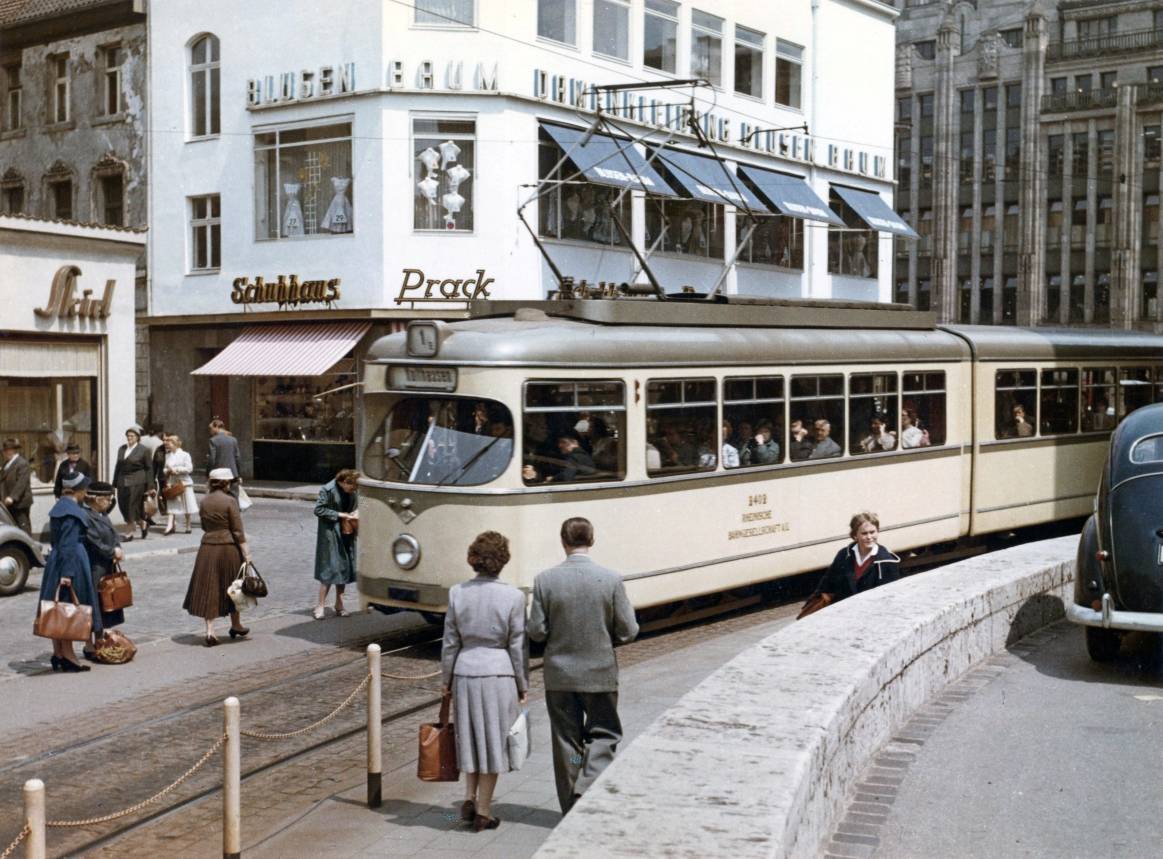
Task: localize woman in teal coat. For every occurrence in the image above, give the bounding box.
[37,473,100,672]
[313,468,359,619]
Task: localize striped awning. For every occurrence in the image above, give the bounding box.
[191,322,372,376]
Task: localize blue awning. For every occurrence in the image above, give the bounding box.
[541,123,678,197]
[833,186,919,238]
[651,148,767,213]
[737,166,844,226]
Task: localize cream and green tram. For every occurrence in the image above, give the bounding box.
[356,299,977,618]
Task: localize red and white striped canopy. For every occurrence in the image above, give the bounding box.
[191,322,372,376]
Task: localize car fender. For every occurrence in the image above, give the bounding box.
[1075,514,1105,608]
[0,526,45,568]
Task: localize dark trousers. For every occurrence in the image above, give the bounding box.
[8,506,31,535]
[545,690,622,814]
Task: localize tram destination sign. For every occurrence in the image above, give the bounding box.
[389,366,458,392]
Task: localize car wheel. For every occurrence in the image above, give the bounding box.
[1085,626,1121,662]
[0,545,30,597]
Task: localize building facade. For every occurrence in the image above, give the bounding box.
[894,0,1163,328]
[148,0,905,481]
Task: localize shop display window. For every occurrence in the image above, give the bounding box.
[413,117,475,232]
[0,377,96,484]
[537,133,628,246]
[253,359,355,444]
[254,120,353,240]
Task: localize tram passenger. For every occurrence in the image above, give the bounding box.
[900,408,930,449]
[657,425,697,468]
[799,512,901,617]
[1000,404,1035,439]
[546,433,596,482]
[590,418,619,473]
[788,419,814,462]
[721,419,741,469]
[858,415,898,453]
[741,421,781,465]
[808,419,842,459]
[734,420,754,452]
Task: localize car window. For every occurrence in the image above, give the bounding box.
[1130,434,1163,464]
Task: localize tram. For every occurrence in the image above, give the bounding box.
[356,296,1163,621]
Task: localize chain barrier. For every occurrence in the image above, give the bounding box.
[382,668,441,681]
[0,825,28,859]
[240,673,371,740]
[44,734,226,829]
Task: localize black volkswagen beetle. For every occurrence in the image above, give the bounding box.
[1072,402,1163,661]
[0,503,44,596]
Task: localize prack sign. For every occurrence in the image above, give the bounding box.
[395,268,494,303]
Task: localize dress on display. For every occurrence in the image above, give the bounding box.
[439,140,460,168]
[320,177,353,233]
[282,183,305,237]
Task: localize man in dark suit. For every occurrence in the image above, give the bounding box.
[546,433,596,483]
[207,420,242,498]
[53,444,92,499]
[1,438,34,534]
[528,517,639,814]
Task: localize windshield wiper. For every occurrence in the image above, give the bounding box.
[434,436,504,488]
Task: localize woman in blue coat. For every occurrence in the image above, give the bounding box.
[312,469,360,619]
[37,473,101,672]
[811,511,902,603]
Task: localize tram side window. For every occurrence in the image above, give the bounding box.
[1082,368,1117,432]
[1119,367,1153,421]
[523,381,625,484]
[995,370,1037,439]
[1039,369,1079,435]
[849,373,899,455]
[902,371,945,447]
[646,378,717,476]
[723,376,784,469]
[363,397,514,486]
[789,375,844,461]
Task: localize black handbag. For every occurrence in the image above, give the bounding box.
[241,561,268,598]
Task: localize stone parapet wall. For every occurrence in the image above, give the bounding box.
[536,535,1076,859]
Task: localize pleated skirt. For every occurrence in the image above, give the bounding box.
[453,674,520,774]
[183,543,242,620]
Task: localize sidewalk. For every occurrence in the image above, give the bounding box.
[243,613,792,859]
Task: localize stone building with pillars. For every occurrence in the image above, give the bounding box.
[893,0,1163,329]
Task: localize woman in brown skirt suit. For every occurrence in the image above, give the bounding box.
[183,468,252,646]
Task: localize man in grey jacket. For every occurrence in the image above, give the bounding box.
[207,420,242,498]
[528,517,639,814]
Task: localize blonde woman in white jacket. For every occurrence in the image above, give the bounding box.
[162,434,198,534]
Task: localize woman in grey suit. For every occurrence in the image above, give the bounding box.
[112,427,153,540]
[440,531,529,832]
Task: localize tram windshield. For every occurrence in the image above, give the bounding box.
[364,397,514,485]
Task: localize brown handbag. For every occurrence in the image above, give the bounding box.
[98,563,133,613]
[796,591,835,620]
[34,580,93,641]
[92,629,137,664]
[340,516,359,536]
[162,481,186,500]
[417,692,459,782]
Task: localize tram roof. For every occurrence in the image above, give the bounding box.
[946,325,1163,362]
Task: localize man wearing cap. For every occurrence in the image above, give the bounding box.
[53,444,92,500]
[1,438,33,534]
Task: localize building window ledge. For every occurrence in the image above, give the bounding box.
[187,268,220,276]
[0,128,26,141]
[45,119,76,133]
[92,113,127,127]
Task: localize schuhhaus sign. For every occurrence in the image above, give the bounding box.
[34,265,115,320]
[231,275,341,308]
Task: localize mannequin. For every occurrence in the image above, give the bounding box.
[282,183,305,237]
[417,176,439,206]
[439,140,460,168]
[442,191,465,228]
[320,177,353,233]
[446,164,471,192]
[418,147,440,175]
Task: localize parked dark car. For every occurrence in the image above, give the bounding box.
[1072,402,1163,661]
[0,503,44,596]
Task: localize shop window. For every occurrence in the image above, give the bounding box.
[0,378,97,484]
[189,35,219,138]
[741,214,802,269]
[691,10,723,87]
[522,381,624,484]
[190,194,221,271]
[643,0,678,73]
[723,376,784,469]
[789,375,844,461]
[255,359,356,445]
[593,0,630,61]
[995,370,1037,439]
[101,45,125,115]
[646,198,723,258]
[255,120,354,239]
[734,25,764,98]
[413,117,472,232]
[537,0,576,45]
[3,63,20,131]
[537,132,628,246]
[1040,369,1079,434]
[1,170,24,214]
[1119,368,1153,420]
[775,39,802,109]
[50,54,69,124]
[415,0,475,26]
[646,378,717,476]
[827,189,878,278]
[98,171,124,226]
[1082,368,1117,432]
[902,372,944,447]
[849,373,899,455]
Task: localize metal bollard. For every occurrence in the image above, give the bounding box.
[367,644,383,808]
[23,779,45,859]
[223,697,241,859]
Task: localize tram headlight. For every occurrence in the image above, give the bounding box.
[392,534,421,570]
